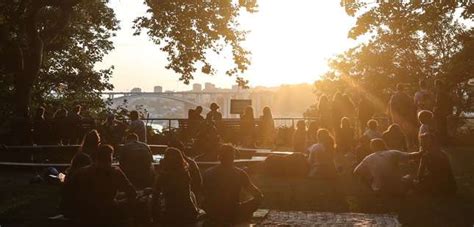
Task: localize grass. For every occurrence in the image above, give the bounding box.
[1,147,473,226]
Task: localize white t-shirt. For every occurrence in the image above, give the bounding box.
[354,150,411,194]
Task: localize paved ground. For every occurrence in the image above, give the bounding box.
[258,210,400,226]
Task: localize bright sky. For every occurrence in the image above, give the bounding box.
[97,0,358,92]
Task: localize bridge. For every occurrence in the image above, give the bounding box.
[102,91,274,118]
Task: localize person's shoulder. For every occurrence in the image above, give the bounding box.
[203,165,219,177]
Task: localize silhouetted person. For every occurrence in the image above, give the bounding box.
[194,121,221,160]
[414,79,434,112]
[389,83,417,146]
[100,114,127,146]
[128,110,147,143]
[66,105,83,144]
[363,119,382,140]
[335,117,355,155]
[65,130,100,181]
[33,106,50,144]
[240,106,256,147]
[259,106,275,147]
[354,139,422,195]
[119,133,154,189]
[358,95,375,132]
[203,145,263,225]
[383,124,408,152]
[63,145,137,225]
[341,94,356,119]
[195,106,204,120]
[52,108,68,144]
[417,133,456,195]
[308,129,337,178]
[418,110,435,140]
[168,140,203,200]
[206,103,222,122]
[318,95,331,130]
[331,92,344,131]
[306,121,320,147]
[293,120,307,153]
[189,107,204,138]
[152,148,201,225]
[433,80,452,145]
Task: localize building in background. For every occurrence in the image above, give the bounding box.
[131,87,142,93]
[154,86,163,93]
[193,83,202,92]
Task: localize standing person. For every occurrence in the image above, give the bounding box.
[341,94,356,120]
[358,95,375,133]
[417,133,457,195]
[240,106,256,147]
[206,103,223,122]
[382,124,408,152]
[293,120,307,153]
[335,117,355,155]
[66,105,83,144]
[62,145,137,226]
[259,106,275,147]
[128,110,147,143]
[318,95,331,130]
[52,108,68,145]
[418,110,435,140]
[306,121,320,147]
[433,80,452,145]
[331,92,344,132]
[353,139,422,196]
[389,83,417,145]
[414,79,434,112]
[152,147,201,226]
[100,114,127,146]
[119,133,155,190]
[363,119,383,140]
[194,106,204,121]
[33,106,50,145]
[308,129,337,178]
[202,145,264,225]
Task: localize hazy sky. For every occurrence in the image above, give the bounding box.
[96,0,358,92]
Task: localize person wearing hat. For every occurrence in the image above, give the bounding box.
[206,103,223,122]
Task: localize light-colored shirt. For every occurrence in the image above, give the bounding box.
[354,150,411,194]
[129,120,147,143]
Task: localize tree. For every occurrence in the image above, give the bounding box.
[134,0,258,87]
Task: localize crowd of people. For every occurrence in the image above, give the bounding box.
[59,129,263,226]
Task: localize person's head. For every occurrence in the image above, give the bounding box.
[419,79,428,90]
[73,105,81,114]
[219,144,235,166]
[396,83,404,92]
[96,144,114,167]
[244,106,254,117]
[54,108,68,118]
[106,113,115,122]
[36,106,45,118]
[386,123,402,135]
[195,106,203,114]
[188,109,195,117]
[296,120,306,130]
[308,121,319,133]
[125,133,139,143]
[370,138,387,153]
[263,106,272,118]
[81,130,101,156]
[333,92,343,102]
[161,147,188,173]
[340,117,350,129]
[318,95,329,108]
[210,103,219,111]
[418,110,433,125]
[367,119,378,131]
[317,129,334,150]
[130,110,139,121]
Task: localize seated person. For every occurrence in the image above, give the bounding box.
[418,110,435,139]
[119,133,155,189]
[64,130,100,182]
[382,124,408,152]
[417,133,457,195]
[307,129,337,178]
[202,145,264,225]
[363,119,383,140]
[62,145,137,225]
[293,120,307,153]
[353,139,422,196]
[152,148,201,225]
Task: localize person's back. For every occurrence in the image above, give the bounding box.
[64,145,136,225]
[128,110,147,143]
[119,134,154,189]
[308,129,337,178]
[293,120,307,153]
[382,124,407,152]
[66,105,83,144]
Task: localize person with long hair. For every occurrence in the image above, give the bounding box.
[240,106,256,147]
[66,130,100,180]
[308,129,337,178]
[306,121,320,147]
[382,124,408,152]
[293,120,307,153]
[152,147,200,225]
[335,117,355,155]
[259,106,275,147]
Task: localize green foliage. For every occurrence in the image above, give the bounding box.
[133,0,258,87]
